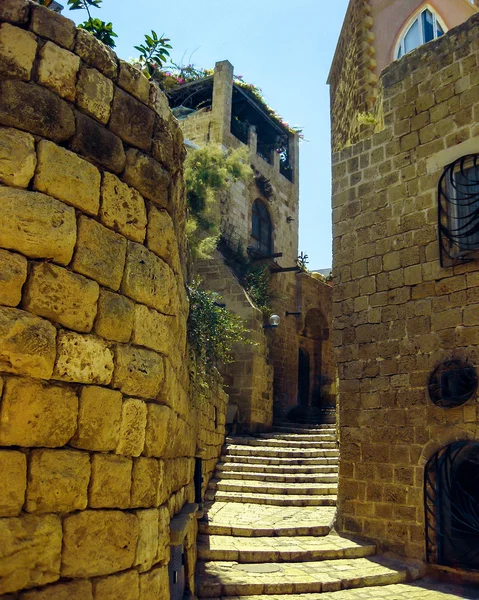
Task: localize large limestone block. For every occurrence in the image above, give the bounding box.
[92,570,139,600]
[100,172,147,243]
[144,404,172,458]
[152,116,183,174]
[116,398,147,457]
[0,0,29,24]
[118,60,150,103]
[0,23,37,81]
[30,4,75,49]
[0,187,76,265]
[89,453,132,509]
[26,449,90,514]
[76,66,114,124]
[70,385,122,451]
[37,41,80,101]
[0,377,78,447]
[34,140,101,215]
[147,205,180,272]
[0,450,26,517]
[156,505,170,565]
[53,331,114,385]
[139,566,169,600]
[0,249,27,307]
[130,457,160,508]
[71,111,125,174]
[123,148,171,208]
[0,80,75,142]
[72,215,127,290]
[21,580,93,600]
[109,88,155,151]
[134,509,159,573]
[61,510,138,578]
[75,29,117,78]
[132,304,177,357]
[0,514,62,594]
[0,308,56,379]
[113,345,164,399]
[23,263,99,333]
[0,127,36,188]
[94,288,134,342]
[122,241,176,314]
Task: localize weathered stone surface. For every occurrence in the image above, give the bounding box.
[113,345,164,399]
[134,509,159,572]
[70,385,122,451]
[0,80,75,142]
[53,331,114,385]
[72,215,127,290]
[74,28,117,79]
[61,510,138,578]
[100,172,147,242]
[0,0,29,24]
[76,66,114,124]
[37,41,80,101]
[94,288,134,342]
[156,505,170,564]
[147,205,180,272]
[0,377,78,447]
[30,4,75,49]
[123,149,171,207]
[71,111,126,173]
[0,187,76,265]
[152,116,184,174]
[23,263,99,333]
[34,140,101,215]
[0,514,62,594]
[0,23,36,81]
[139,566,169,600]
[116,398,147,457]
[26,449,90,514]
[130,457,159,508]
[0,450,26,517]
[0,308,56,379]
[0,249,27,307]
[132,303,177,358]
[92,570,139,600]
[118,60,150,103]
[21,580,93,600]
[144,404,172,458]
[0,126,36,188]
[122,241,176,314]
[109,88,155,151]
[89,454,132,509]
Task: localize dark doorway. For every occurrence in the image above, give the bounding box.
[298,348,310,406]
[425,441,479,571]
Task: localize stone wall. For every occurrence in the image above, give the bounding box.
[0,1,227,597]
[332,12,479,561]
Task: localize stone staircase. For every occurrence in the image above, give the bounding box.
[195,422,433,598]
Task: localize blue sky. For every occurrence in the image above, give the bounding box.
[68,0,350,270]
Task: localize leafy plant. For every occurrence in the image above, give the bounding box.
[243,264,272,316]
[297,252,309,272]
[134,31,172,79]
[67,0,117,47]
[357,111,377,126]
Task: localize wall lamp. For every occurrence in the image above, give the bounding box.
[264,314,280,329]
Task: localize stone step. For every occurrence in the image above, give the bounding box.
[204,490,337,506]
[217,470,338,484]
[272,426,336,435]
[273,423,336,430]
[197,533,376,563]
[199,502,335,537]
[223,445,340,459]
[257,433,337,443]
[208,479,338,496]
[227,436,337,449]
[216,462,339,475]
[221,454,339,466]
[196,555,424,597]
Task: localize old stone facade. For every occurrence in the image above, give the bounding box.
[332,1,479,570]
[0,2,227,597]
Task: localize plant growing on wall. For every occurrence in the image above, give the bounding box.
[134,31,172,79]
[67,0,117,47]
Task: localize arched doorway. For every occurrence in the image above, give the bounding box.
[299,309,329,407]
[298,347,310,406]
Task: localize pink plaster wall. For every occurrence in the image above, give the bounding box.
[371,0,478,75]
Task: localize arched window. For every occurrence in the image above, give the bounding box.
[251,199,272,254]
[395,7,446,59]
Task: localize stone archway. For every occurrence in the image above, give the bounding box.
[298,309,330,408]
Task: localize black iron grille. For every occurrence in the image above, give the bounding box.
[169,544,185,600]
[428,360,478,408]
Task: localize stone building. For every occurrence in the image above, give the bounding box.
[169,61,335,431]
[331,0,479,577]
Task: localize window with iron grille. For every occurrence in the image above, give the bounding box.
[438,154,479,266]
[251,199,273,254]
